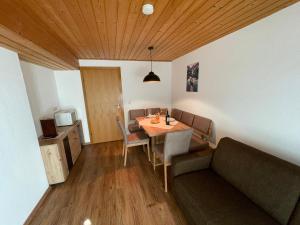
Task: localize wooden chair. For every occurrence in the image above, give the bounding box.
[116,118,150,166]
[153,129,193,192]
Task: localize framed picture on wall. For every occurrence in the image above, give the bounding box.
[186,62,199,92]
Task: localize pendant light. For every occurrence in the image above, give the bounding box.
[143,46,160,82]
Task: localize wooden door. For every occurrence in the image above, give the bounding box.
[81,67,124,144]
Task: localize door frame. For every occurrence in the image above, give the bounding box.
[80,66,125,144]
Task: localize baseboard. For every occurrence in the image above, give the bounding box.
[24,186,52,225]
[82,141,91,146]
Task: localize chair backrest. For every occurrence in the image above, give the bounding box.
[116,117,128,144]
[171,108,183,121]
[146,108,160,115]
[129,109,145,120]
[192,115,212,139]
[180,111,195,126]
[163,129,193,163]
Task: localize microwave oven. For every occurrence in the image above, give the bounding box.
[54,109,77,126]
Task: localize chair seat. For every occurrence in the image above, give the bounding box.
[128,123,144,133]
[127,131,149,145]
[173,170,280,225]
[189,137,209,152]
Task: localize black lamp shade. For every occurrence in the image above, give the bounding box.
[143,71,160,82]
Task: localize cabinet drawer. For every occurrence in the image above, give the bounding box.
[69,137,81,163]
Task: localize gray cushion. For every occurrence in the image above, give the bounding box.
[212,137,300,225]
[173,170,280,225]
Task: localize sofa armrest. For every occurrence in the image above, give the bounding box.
[171,149,214,178]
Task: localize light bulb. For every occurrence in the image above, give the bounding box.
[142,4,154,15]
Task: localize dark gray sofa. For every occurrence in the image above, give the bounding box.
[171,137,300,225]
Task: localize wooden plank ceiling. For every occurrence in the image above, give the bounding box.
[0,0,298,69]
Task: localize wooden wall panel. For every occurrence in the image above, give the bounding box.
[0,25,75,69]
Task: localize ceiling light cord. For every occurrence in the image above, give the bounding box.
[150,48,152,72]
[143,46,160,82]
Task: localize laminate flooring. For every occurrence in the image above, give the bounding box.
[29,141,187,225]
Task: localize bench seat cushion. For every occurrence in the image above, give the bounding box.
[173,170,280,225]
[189,137,209,152]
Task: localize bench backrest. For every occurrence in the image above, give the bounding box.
[129,109,145,120]
[171,108,183,121]
[180,111,195,126]
[146,108,160,115]
[192,115,212,140]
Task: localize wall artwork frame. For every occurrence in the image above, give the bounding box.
[186,62,199,92]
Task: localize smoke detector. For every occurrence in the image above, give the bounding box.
[142,4,154,15]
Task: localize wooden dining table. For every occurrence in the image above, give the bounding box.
[136,116,191,152]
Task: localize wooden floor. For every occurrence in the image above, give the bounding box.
[29,141,187,225]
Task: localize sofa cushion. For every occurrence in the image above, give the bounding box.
[173,170,280,225]
[212,137,300,225]
[171,108,183,121]
[128,123,143,133]
[189,137,209,152]
[180,111,195,126]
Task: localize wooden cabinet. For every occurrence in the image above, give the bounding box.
[68,126,81,163]
[39,121,82,185]
[40,143,69,184]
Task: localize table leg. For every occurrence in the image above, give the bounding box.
[150,136,156,164]
[151,136,156,152]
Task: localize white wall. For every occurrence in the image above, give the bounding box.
[21,61,60,136]
[54,70,90,143]
[55,60,172,142]
[171,3,300,165]
[0,47,49,225]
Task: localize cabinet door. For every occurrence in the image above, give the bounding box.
[68,125,82,163]
[40,144,69,184]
